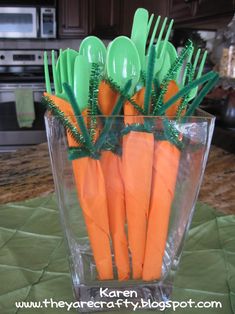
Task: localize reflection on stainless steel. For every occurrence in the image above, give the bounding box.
[0,6,56,39]
[0,49,57,152]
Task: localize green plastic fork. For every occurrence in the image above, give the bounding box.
[188,50,208,101]
[147,16,174,76]
[43,50,65,97]
[43,51,51,94]
[44,49,76,101]
[177,48,208,101]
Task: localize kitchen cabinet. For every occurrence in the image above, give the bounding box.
[119,0,233,34]
[58,0,122,39]
[167,0,234,26]
[57,0,235,39]
[58,0,88,38]
[120,0,167,36]
[89,0,122,38]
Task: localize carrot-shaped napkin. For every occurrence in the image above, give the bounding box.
[72,156,113,279]
[122,47,155,279]
[98,81,130,280]
[97,81,132,280]
[142,140,180,280]
[122,131,154,279]
[65,81,132,280]
[43,93,85,147]
[163,80,182,116]
[143,71,219,281]
[142,80,182,281]
[98,80,119,115]
[59,84,114,280]
[100,150,130,280]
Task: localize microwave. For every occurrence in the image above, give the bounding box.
[0,7,56,39]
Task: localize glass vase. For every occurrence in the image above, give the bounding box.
[45,110,215,312]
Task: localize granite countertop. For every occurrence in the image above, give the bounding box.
[0,143,234,215]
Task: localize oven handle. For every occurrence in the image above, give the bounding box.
[0,85,47,92]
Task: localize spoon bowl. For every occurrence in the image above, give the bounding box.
[79,36,106,66]
[131,8,149,71]
[158,41,177,83]
[106,36,141,94]
[74,55,91,111]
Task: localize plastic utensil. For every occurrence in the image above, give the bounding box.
[43,51,51,94]
[74,55,91,111]
[158,52,171,83]
[188,50,208,101]
[158,41,178,83]
[51,50,61,95]
[79,36,106,67]
[47,49,69,100]
[147,17,174,76]
[48,48,79,101]
[166,41,178,66]
[56,49,69,91]
[106,36,141,94]
[131,8,149,71]
[67,48,79,87]
[177,48,208,101]
[147,13,154,37]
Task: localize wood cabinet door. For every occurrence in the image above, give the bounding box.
[120,0,168,36]
[58,0,88,38]
[196,0,234,18]
[89,0,121,38]
[168,0,197,21]
[168,0,234,23]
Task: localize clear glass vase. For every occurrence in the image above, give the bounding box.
[45,110,215,312]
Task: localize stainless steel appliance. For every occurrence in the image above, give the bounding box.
[40,7,56,38]
[0,49,56,152]
[0,6,56,38]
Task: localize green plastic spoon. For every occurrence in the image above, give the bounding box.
[74,55,91,111]
[166,41,178,65]
[56,49,69,93]
[158,41,177,83]
[106,36,141,94]
[131,8,149,71]
[79,36,106,67]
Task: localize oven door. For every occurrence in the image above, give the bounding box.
[0,83,47,151]
[0,7,37,38]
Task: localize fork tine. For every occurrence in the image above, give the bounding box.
[159,19,174,59]
[187,46,194,64]
[188,50,208,100]
[183,48,201,89]
[51,50,60,95]
[196,50,207,79]
[155,17,167,57]
[180,46,195,86]
[59,50,68,92]
[43,51,52,94]
[148,15,161,55]
[147,13,154,37]
[67,48,73,87]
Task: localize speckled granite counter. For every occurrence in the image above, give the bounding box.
[0,143,234,214]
